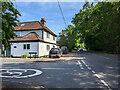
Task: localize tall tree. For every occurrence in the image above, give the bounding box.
[72,2,120,54]
[58,25,80,51]
[2,0,21,50]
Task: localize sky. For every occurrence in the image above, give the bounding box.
[14,2,85,35]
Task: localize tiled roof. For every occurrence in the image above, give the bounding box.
[14,21,57,36]
[9,32,43,42]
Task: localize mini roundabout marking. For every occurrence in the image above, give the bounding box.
[0,69,43,78]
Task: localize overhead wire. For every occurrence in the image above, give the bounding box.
[57,0,67,28]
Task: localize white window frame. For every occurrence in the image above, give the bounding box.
[47,45,50,51]
[47,32,50,38]
[23,44,30,50]
[53,36,55,40]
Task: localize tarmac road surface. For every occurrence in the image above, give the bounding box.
[1,52,119,89]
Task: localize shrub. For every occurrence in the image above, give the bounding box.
[40,56,43,58]
[21,55,29,58]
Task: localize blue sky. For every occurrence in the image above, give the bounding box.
[14,2,85,35]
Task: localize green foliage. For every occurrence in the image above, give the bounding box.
[21,55,29,58]
[72,2,120,54]
[40,56,43,58]
[58,25,81,52]
[1,0,21,50]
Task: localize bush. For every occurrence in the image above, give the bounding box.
[21,55,29,58]
[40,56,43,58]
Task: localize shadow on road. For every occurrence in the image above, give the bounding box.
[2,81,42,90]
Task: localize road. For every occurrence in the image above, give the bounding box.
[1,52,119,89]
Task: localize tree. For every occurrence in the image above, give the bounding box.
[72,2,120,54]
[58,25,80,51]
[1,0,21,50]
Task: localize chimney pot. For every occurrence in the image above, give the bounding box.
[41,18,46,26]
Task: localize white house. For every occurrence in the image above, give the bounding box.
[9,18,57,57]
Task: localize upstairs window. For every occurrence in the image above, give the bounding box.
[47,32,50,38]
[53,36,55,40]
[42,30,44,39]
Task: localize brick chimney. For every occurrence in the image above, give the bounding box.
[41,18,46,26]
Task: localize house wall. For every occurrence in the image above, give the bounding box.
[38,42,57,56]
[14,30,43,39]
[14,30,56,44]
[10,41,57,57]
[43,31,56,44]
[11,42,39,57]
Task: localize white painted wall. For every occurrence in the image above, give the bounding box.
[14,30,56,44]
[15,30,43,39]
[11,42,39,57]
[38,42,57,56]
[12,30,57,57]
[43,31,56,44]
[10,42,57,57]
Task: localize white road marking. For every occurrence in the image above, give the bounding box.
[77,61,84,69]
[81,59,112,90]
[81,60,91,70]
[105,57,109,59]
[91,70,95,74]
[41,68,66,70]
[81,60,88,67]
[94,74,101,79]
[0,69,42,78]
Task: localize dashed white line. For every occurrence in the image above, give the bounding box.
[94,74,101,79]
[81,60,91,70]
[77,61,84,69]
[81,59,112,90]
[91,70,95,74]
[100,80,112,90]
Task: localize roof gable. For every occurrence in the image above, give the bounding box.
[9,32,43,42]
[14,21,57,36]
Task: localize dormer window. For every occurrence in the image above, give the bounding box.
[21,24,25,26]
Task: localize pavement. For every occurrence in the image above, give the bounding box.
[0,52,119,90]
[1,53,85,63]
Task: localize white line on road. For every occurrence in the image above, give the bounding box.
[81,60,112,90]
[81,60,91,70]
[41,68,66,70]
[77,61,84,69]
[0,69,42,78]
[91,70,95,74]
[94,74,101,79]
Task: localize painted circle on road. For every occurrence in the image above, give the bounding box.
[0,69,43,78]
